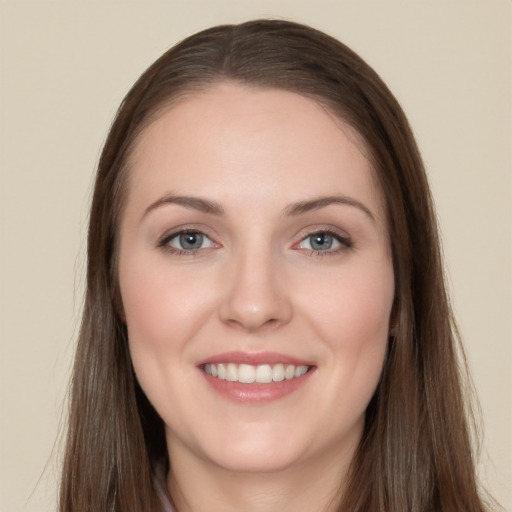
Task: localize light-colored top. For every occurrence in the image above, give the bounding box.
[154,464,175,512]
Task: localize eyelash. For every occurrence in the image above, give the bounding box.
[297,229,353,257]
[157,228,353,257]
[157,229,217,256]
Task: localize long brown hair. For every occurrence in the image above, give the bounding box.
[60,19,490,511]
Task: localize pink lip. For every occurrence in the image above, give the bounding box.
[197,351,314,366]
[197,351,316,404]
[201,371,314,404]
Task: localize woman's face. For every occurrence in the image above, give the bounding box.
[118,83,394,475]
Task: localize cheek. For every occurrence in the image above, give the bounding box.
[306,263,394,347]
[121,271,173,353]
[119,256,211,352]
[119,262,176,393]
[300,260,394,399]
[118,256,211,417]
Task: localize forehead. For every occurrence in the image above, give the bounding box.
[133,81,369,161]
[125,82,384,221]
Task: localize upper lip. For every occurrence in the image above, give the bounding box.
[197,351,315,367]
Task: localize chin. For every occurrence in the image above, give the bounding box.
[171,424,309,474]
[205,444,304,474]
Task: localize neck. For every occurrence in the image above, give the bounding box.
[166,442,355,512]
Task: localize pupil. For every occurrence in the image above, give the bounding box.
[180,232,203,250]
[311,233,333,251]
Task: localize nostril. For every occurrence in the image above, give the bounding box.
[224,315,279,332]
[218,265,293,330]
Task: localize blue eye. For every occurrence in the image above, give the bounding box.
[161,231,215,253]
[308,233,337,251]
[298,231,351,253]
[176,232,204,250]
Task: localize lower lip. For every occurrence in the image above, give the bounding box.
[201,369,314,404]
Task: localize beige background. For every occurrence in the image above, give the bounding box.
[0,1,510,511]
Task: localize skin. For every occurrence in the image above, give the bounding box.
[118,82,395,512]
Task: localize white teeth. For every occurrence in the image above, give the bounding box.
[226,363,237,381]
[255,364,273,383]
[285,364,295,380]
[295,365,308,378]
[204,363,310,383]
[272,364,285,382]
[217,363,226,380]
[238,364,255,383]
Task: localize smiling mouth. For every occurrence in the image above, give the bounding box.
[203,363,311,384]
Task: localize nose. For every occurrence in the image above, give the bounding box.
[218,248,293,332]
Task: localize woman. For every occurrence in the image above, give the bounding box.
[60,19,491,511]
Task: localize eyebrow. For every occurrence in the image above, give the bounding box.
[284,196,376,222]
[142,194,225,219]
[142,193,375,222]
